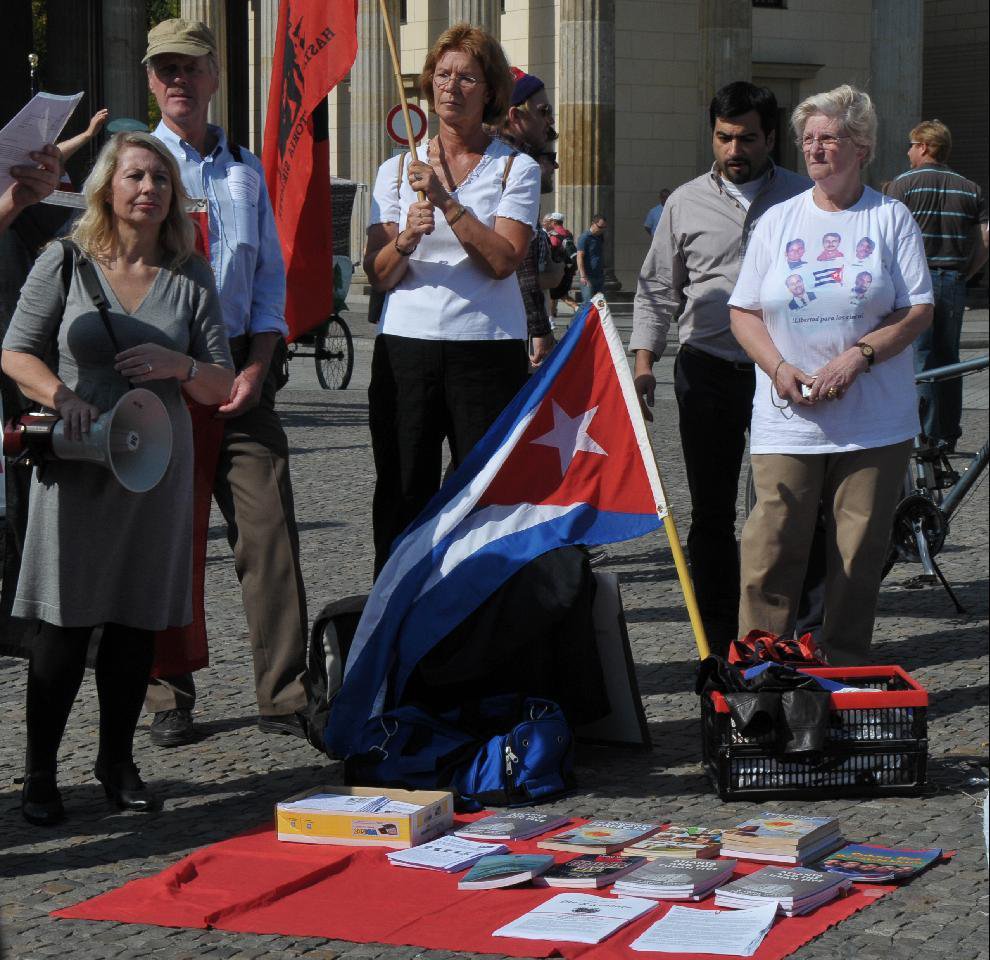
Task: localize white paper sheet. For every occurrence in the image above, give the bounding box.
[279,793,392,813]
[493,893,656,944]
[0,91,83,195]
[387,835,507,871]
[630,903,777,955]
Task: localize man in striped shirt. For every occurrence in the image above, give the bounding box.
[886,120,989,449]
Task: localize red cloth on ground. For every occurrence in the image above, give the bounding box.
[150,401,224,678]
[53,817,898,959]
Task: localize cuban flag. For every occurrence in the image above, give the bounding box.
[326,296,668,759]
[813,265,844,287]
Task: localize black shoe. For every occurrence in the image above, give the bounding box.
[21,773,65,827]
[95,760,161,813]
[149,708,195,747]
[257,712,307,738]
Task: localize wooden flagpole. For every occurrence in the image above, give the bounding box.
[662,513,710,661]
[377,0,425,200]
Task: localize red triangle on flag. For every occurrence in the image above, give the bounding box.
[479,318,658,515]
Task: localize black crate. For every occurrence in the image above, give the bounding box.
[701,666,928,801]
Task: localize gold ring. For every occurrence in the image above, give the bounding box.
[827,386,838,399]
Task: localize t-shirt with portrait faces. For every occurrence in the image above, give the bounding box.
[730,186,933,454]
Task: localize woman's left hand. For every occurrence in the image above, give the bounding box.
[115,343,191,383]
[407,160,450,208]
[810,348,868,403]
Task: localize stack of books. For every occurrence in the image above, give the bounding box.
[614,857,738,901]
[714,866,851,916]
[537,820,662,855]
[623,825,722,860]
[720,813,843,865]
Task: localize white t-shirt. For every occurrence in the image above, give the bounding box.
[369,138,540,341]
[730,187,933,454]
[720,170,770,211]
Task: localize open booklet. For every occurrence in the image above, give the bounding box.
[0,91,83,195]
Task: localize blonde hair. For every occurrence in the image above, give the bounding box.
[71,132,195,268]
[910,119,952,163]
[791,84,877,166]
[419,23,513,126]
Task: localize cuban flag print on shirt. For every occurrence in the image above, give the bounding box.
[326,296,668,759]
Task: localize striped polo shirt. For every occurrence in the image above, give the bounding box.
[886,163,988,271]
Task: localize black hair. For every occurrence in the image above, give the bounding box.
[709,81,778,137]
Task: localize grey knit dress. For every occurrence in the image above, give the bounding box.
[2,244,232,630]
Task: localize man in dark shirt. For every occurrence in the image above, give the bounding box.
[886,119,989,448]
[576,215,607,301]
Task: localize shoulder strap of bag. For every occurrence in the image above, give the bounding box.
[501,151,517,191]
[70,246,124,354]
[58,238,75,300]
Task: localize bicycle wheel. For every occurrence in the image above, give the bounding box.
[315,316,354,390]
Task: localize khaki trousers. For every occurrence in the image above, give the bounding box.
[739,440,911,666]
[145,338,308,716]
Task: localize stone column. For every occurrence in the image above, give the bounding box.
[870,0,923,189]
[350,0,400,273]
[558,0,616,289]
[255,0,279,153]
[181,0,228,131]
[102,0,147,125]
[448,0,500,38]
[697,0,751,171]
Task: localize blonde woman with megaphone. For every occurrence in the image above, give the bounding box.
[1,132,234,826]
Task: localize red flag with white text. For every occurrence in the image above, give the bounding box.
[262,0,357,341]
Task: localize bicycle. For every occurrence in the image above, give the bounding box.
[883,354,988,612]
[744,354,989,613]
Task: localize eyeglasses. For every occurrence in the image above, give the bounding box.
[800,134,850,150]
[433,70,484,90]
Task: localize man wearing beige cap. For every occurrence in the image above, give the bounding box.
[141,19,308,746]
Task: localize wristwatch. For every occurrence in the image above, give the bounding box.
[184,358,199,383]
[856,342,875,369]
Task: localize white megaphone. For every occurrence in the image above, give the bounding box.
[49,388,173,493]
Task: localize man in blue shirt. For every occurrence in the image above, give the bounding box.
[141,19,308,745]
[576,214,607,302]
[643,189,671,237]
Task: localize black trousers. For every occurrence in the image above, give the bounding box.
[674,343,755,656]
[369,334,529,578]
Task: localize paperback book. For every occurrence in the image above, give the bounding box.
[721,832,845,866]
[721,813,840,852]
[814,843,942,882]
[536,854,648,889]
[714,866,851,917]
[614,857,738,901]
[624,826,723,859]
[538,820,662,855]
[454,811,571,842]
[457,854,556,889]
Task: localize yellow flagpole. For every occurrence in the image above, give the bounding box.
[377,0,425,200]
[662,512,710,661]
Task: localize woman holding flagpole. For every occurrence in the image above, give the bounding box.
[364,24,541,577]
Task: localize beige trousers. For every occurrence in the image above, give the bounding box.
[739,440,912,666]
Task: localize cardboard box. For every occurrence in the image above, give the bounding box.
[276,785,454,848]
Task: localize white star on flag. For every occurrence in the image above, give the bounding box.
[531,400,607,475]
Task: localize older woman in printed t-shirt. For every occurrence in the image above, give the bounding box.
[728,86,933,665]
[363,24,541,578]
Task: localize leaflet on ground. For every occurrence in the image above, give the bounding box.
[0,92,83,195]
[387,835,508,871]
[493,892,656,944]
[630,903,777,955]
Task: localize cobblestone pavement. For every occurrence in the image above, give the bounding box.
[2,320,987,960]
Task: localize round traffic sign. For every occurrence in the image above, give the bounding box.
[386,102,428,146]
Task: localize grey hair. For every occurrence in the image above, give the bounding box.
[791,84,877,166]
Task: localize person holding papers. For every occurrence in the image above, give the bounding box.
[363,24,541,577]
[0,144,61,235]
